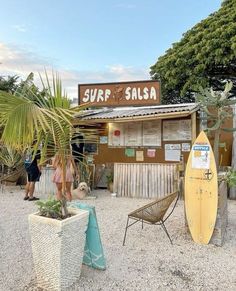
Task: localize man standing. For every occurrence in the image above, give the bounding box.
[24,149,41,201]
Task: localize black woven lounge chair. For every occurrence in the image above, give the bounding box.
[123,191,179,245]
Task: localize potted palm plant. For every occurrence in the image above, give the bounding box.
[0,73,89,290]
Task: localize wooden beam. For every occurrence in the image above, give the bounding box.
[191,112,197,142]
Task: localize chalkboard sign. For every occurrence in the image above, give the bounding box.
[84,143,98,154]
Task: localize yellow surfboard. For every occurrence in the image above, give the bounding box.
[185,131,218,244]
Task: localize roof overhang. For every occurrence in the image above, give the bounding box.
[74,103,200,124]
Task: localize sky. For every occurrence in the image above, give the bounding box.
[0,0,222,99]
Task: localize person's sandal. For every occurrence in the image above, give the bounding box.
[28,197,40,201]
[23,196,29,200]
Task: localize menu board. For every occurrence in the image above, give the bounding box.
[124,123,142,146]
[108,120,162,147]
[163,120,191,141]
[143,120,161,146]
[180,120,192,140]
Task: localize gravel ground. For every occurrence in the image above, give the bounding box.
[0,186,236,291]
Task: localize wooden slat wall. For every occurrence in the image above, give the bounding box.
[114,163,179,198]
[35,167,56,198]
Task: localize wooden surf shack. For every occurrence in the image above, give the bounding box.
[76,80,233,198]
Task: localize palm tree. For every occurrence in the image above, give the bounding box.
[0,72,85,217]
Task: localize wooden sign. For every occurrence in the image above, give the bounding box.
[78,80,160,107]
[185,131,218,244]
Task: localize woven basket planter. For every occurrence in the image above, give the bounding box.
[28,208,89,291]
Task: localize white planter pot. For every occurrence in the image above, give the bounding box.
[28,207,89,291]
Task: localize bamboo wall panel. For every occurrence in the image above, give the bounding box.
[114,163,179,198]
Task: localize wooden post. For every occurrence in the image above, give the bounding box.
[191,112,197,142]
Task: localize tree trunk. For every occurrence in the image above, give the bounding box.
[214,129,220,171]
[61,153,69,218]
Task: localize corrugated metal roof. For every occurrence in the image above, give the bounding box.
[78,103,199,121]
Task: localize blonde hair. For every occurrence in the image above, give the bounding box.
[53,153,72,168]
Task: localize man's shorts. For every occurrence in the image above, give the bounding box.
[27,169,41,182]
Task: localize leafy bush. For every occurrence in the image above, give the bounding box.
[226,169,236,187]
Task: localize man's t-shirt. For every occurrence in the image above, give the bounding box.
[24,150,41,172]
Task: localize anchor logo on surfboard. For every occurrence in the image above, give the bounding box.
[203,169,214,181]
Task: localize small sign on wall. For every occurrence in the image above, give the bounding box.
[125,148,135,157]
[100,136,108,144]
[136,151,144,162]
[108,123,125,146]
[147,149,156,158]
[182,143,191,152]
[165,144,181,161]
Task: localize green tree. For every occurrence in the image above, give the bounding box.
[0,75,19,93]
[150,0,236,104]
[0,73,46,101]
